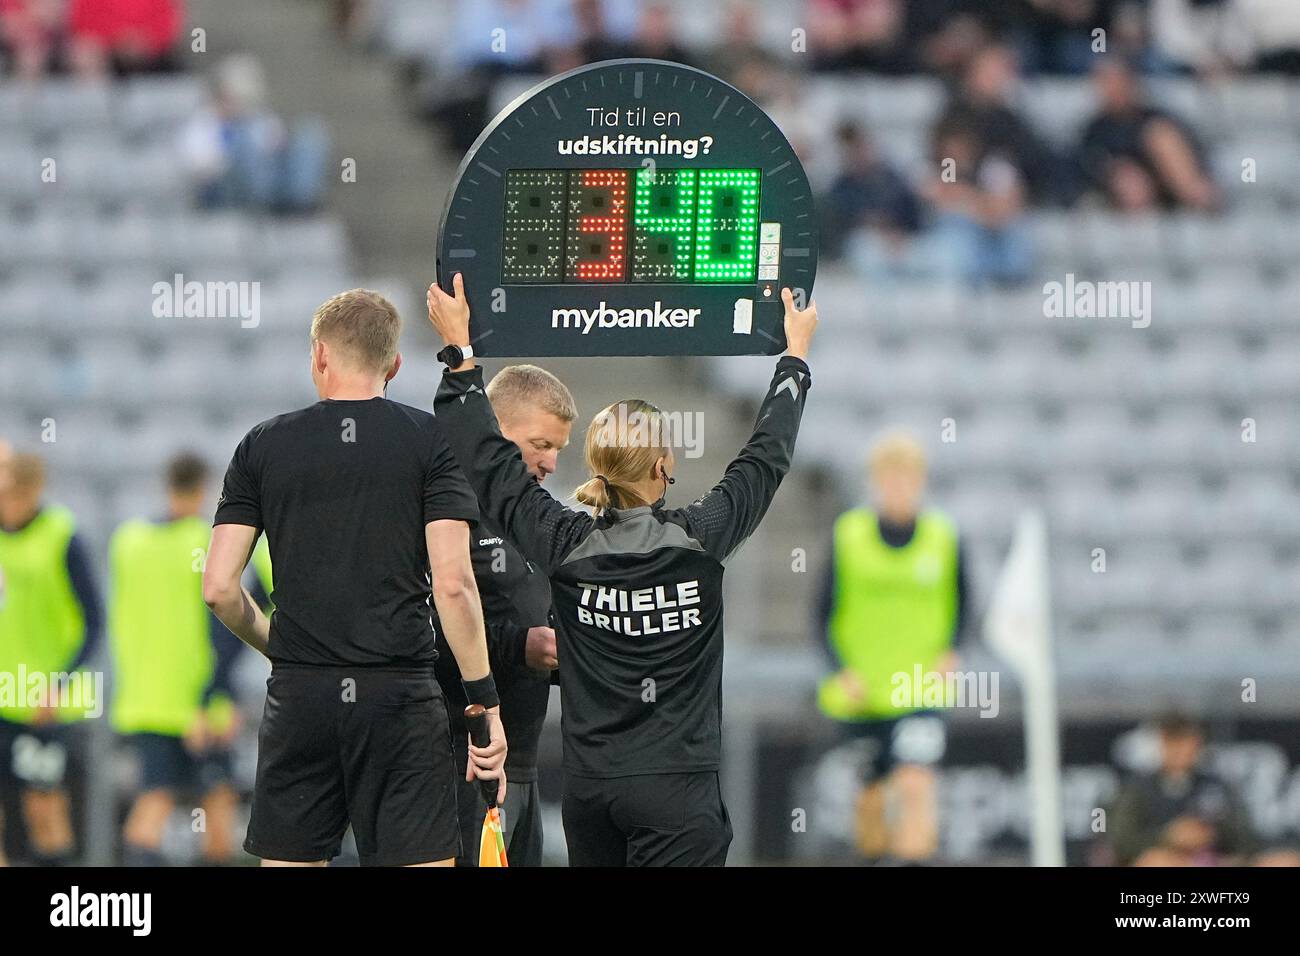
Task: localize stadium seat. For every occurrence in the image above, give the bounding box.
[117,77,208,137]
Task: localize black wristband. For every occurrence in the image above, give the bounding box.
[461,674,500,709]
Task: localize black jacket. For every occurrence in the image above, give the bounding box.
[432,516,553,781]
[434,356,810,778]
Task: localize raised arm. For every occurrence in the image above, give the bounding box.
[427,276,593,575]
[683,288,818,561]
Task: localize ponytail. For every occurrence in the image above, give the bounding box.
[573,399,669,516]
[574,474,624,514]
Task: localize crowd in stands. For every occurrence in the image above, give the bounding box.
[804,0,1300,77]
[822,51,1221,283]
[397,0,1282,285]
[0,0,184,79]
[178,54,330,215]
[0,2,330,215]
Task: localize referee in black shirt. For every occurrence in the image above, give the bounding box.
[203,289,507,867]
[432,365,575,867]
[428,276,817,866]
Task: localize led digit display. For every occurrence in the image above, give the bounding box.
[499,167,763,285]
[632,168,696,283]
[501,169,566,283]
[565,169,629,282]
[694,168,760,283]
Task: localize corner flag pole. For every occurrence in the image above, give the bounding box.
[983,510,1065,867]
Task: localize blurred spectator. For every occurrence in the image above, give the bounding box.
[1107,0,1176,74]
[67,0,183,78]
[1077,57,1219,211]
[1237,0,1300,74]
[1109,713,1254,865]
[450,0,562,74]
[568,0,634,64]
[1150,0,1300,75]
[998,0,1154,76]
[819,121,922,260]
[179,55,329,214]
[706,0,768,85]
[624,1,691,65]
[1150,0,1254,76]
[920,118,1033,285]
[421,0,569,154]
[1009,0,1120,76]
[0,0,70,79]
[330,0,369,41]
[917,11,992,81]
[807,0,911,73]
[938,42,1066,204]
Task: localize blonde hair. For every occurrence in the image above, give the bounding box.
[868,430,927,477]
[487,364,577,426]
[310,289,401,374]
[573,399,671,514]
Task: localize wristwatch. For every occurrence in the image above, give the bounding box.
[437,343,474,367]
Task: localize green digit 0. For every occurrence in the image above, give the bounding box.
[694,169,761,283]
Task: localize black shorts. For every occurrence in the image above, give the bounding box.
[0,716,71,791]
[244,664,460,867]
[843,710,947,781]
[562,771,732,867]
[126,733,233,795]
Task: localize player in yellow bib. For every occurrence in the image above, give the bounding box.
[0,452,104,866]
[815,432,969,864]
[110,454,246,865]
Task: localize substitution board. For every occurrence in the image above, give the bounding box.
[435,59,817,356]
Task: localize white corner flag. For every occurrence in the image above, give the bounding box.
[983,510,1065,867]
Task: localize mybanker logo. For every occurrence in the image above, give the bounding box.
[552,301,701,334]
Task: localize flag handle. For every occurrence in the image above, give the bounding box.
[464,704,499,808]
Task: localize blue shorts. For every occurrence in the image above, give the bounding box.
[127,733,233,795]
[843,711,947,781]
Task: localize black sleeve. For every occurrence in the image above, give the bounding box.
[247,571,272,611]
[202,614,243,704]
[681,355,811,562]
[64,533,104,671]
[486,620,528,677]
[1109,779,1159,866]
[434,367,593,575]
[1076,117,1111,189]
[213,428,262,528]
[423,421,480,526]
[1213,782,1255,858]
[952,538,971,648]
[814,540,839,667]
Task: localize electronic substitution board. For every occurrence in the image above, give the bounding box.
[435,59,817,356]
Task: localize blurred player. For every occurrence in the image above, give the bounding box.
[433,365,574,866]
[0,452,104,866]
[203,289,505,866]
[815,432,970,864]
[109,453,245,866]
